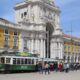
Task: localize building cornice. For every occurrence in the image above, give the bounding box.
[15,1,60,13]
[0,18,21,31]
[64,34,80,41]
[20,28,46,34]
[19,21,46,26]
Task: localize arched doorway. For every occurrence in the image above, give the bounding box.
[45,22,54,58]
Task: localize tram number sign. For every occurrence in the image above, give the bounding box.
[21,66,27,69]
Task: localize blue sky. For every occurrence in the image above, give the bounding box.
[55,0,80,37]
[0,0,80,37]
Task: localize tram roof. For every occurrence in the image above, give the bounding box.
[0,55,38,59]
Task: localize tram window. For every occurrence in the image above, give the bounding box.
[6,58,10,64]
[1,57,5,64]
[27,59,31,64]
[25,59,27,64]
[21,59,24,64]
[32,59,34,64]
[13,58,16,64]
[17,58,20,64]
[36,59,38,64]
[0,58,1,63]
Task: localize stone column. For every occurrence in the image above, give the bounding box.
[59,42,63,59]
[28,39,31,52]
[76,54,79,63]
[37,39,40,57]
[31,39,34,54]
[20,38,24,52]
[51,41,56,58]
[54,42,56,58]
[35,39,37,52]
[53,42,57,59]
[35,39,39,56]
[33,39,35,54]
[58,42,60,59]
[61,43,62,59]
[29,39,31,53]
[39,39,41,57]
[40,39,44,58]
[43,39,45,58]
[56,42,59,58]
[28,5,31,20]
[27,39,29,52]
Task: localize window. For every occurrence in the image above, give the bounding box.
[36,59,38,64]
[78,56,80,61]
[5,29,8,34]
[75,57,77,62]
[27,59,31,64]
[21,13,23,18]
[17,58,20,64]
[21,58,24,64]
[4,29,8,47]
[67,56,70,62]
[13,31,18,47]
[32,59,34,64]
[0,58,1,63]
[13,36,18,47]
[64,45,66,51]
[63,56,66,61]
[1,57,5,64]
[13,58,16,64]
[6,58,10,64]
[21,11,27,18]
[24,12,27,16]
[25,59,27,64]
[14,31,17,35]
[5,35,8,41]
[24,40,27,49]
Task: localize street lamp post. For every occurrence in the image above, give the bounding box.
[65,24,74,63]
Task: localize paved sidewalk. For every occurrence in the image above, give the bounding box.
[0,70,80,80]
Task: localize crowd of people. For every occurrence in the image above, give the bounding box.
[36,62,80,74]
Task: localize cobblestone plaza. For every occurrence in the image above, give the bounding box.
[0,71,80,80]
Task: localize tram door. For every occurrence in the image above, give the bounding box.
[0,57,5,64]
[5,58,11,71]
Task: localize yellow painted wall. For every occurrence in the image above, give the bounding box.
[70,41,73,54]
[8,31,13,49]
[64,40,68,53]
[65,44,68,53]
[73,44,76,53]
[0,27,20,50]
[68,44,70,53]
[0,28,4,48]
[64,38,80,56]
[8,31,20,49]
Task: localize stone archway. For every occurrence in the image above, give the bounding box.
[45,22,54,58]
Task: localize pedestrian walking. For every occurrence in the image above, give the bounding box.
[65,63,69,73]
[44,63,50,75]
[38,62,43,74]
[50,63,54,71]
[58,63,62,72]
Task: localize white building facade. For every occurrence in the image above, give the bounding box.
[15,0,63,60]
